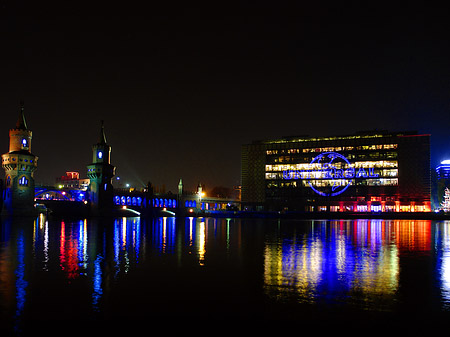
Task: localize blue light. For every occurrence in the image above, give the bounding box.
[281,151,380,197]
[19,176,28,186]
[98,151,103,159]
[15,231,27,318]
[21,138,28,147]
[114,196,120,205]
[307,152,352,197]
[92,255,103,312]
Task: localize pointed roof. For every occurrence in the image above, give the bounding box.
[15,103,28,130]
[98,120,107,144]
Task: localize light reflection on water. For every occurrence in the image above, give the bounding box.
[263,220,404,308]
[2,216,450,331]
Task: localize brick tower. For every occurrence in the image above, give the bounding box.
[87,121,116,215]
[2,105,38,215]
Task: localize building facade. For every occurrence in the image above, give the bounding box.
[242,131,431,212]
[56,171,90,190]
[1,106,38,215]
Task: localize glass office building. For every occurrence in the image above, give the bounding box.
[436,160,450,209]
[241,131,431,212]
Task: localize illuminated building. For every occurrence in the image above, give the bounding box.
[436,160,450,210]
[56,171,90,190]
[241,131,431,212]
[1,105,38,215]
[86,121,116,215]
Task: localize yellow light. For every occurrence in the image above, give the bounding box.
[122,206,127,209]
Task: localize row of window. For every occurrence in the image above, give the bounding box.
[114,196,143,206]
[5,175,29,187]
[270,152,398,163]
[114,196,197,209]
[2,157,34,163]
[265,169,398,180]
[266,144,398,155]
[154,198,177,208]
[266,160,398,172]
[267,178,399,188]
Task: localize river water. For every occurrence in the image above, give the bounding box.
[1,215,450,334]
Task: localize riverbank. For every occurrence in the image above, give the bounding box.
[201,210,450,220]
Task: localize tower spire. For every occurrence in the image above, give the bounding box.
[16,101,28,130]
[99,120,107,144]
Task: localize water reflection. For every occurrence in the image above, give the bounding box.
[59,220,89,278]
[263,220,431,309]
[434,221,450,308]
[4,216,450,330]
[114,217,142,274]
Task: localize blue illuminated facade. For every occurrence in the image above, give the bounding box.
[436,160,450,209]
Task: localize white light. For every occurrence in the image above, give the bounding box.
[442,160,450,165]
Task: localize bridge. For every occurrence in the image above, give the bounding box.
[35,185,87,202]
[113,188,240,216]
[34,185,240,217]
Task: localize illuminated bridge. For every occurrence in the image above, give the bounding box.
[34,185,240,217]
[35,186,87,202]
[114,189,240,216]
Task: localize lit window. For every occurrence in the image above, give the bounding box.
[22,138,28,147]
[19,176,28,186]
[98,151,103,159]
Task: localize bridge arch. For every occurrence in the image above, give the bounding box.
[35,188,73,201]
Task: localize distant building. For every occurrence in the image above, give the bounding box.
[436,160,450,210]
[56,171,90,190]
[1,105,38,215]
[241,130,431,212]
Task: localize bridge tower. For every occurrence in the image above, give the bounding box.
[1,104,38,215]
[87,121,116,215]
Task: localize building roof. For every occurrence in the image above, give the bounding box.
[250,130,424,145]
[15,105,28,130]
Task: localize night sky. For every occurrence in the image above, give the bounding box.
[1,5,450,192]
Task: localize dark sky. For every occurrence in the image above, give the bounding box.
[1,4,450,192]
